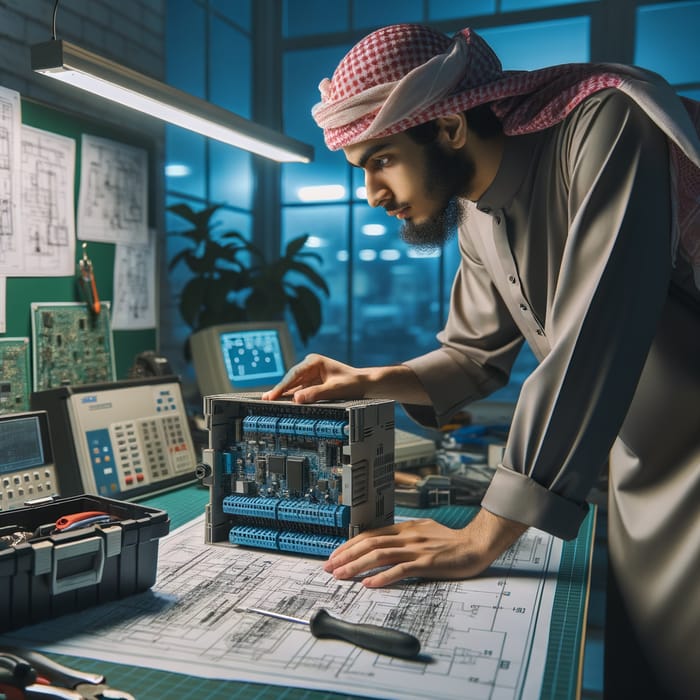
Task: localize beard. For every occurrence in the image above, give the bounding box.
[398,141,473,250]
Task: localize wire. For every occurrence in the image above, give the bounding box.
[51,0,60,40]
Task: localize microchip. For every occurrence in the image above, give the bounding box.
[268,455,286,475]
[286,457,307,494]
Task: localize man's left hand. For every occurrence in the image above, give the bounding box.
[323,508,528,587]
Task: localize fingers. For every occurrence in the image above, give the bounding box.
[261,356,321,401]
[323,522,429,582]
[262,355,364,404]
[322,518,500,587]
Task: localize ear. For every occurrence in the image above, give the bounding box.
[436,114,467,149]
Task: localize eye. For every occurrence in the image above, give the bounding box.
[370,154,392,170]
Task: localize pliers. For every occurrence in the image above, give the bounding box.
[0,649,135,700]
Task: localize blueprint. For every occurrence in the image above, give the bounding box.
[111,228,156,329]
[0,515,562,700]
[20,124,76,276]
[0,86,22,274]
[77,134,148,246]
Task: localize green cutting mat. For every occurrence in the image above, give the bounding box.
[49,486,595,700]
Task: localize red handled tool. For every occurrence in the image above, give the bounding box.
[54,512,110,532]
[78,242,101,316]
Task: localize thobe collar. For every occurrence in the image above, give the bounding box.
[475,132,540,214]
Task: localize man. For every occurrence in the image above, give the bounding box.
[264,24,700,699]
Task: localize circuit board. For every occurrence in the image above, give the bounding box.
[31,302,116,392]
[0,337,31,413]
[203,394,395,557]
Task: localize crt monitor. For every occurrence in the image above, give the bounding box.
[190,321,297,397]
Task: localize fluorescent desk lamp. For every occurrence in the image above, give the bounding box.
[31,39,313,163]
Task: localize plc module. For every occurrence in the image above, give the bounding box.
[201,393,395,557]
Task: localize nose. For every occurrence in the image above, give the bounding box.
[365,172,390,209]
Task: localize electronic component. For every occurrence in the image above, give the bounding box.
[190,321,297,396]
[0,410,59,511]
[31,301,116,392]
[31,375,197,499]
[0,338,31,413]
[394,427,436,470]
[201,393,395,556]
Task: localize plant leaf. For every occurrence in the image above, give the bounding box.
[285,260,330,295]
[288,285,323,344]
[284,234,309,258]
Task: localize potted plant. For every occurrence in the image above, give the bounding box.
[167,202,329,351]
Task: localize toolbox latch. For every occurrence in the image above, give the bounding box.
[50,536,105,594]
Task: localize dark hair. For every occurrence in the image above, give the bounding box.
[405,103,502,143]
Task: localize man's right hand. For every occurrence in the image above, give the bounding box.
[261,353,368,403]
[261,353,431,405]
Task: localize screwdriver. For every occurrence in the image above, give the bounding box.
[239,607,421,659]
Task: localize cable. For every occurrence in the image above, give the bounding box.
[51,0,60,40]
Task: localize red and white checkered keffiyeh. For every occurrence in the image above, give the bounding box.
[312,24,700,287]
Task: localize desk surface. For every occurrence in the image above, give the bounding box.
[40,486,595,700]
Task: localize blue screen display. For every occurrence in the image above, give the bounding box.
[220,329,287,389]
[0,415,45,474]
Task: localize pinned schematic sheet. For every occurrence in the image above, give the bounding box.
[0,514,565,700]
[0,86,22,275]
[20,124,76,276]
[111,228,156,330]
[77,134,148,246]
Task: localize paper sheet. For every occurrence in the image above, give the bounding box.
[19,124,76,276]
[77,134,148,246]
[0,515,562,700]
[111,228,156,329]
[0,86,22,274]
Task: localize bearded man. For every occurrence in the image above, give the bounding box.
[263,24,700,699]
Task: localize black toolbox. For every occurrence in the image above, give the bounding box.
[0,494,169,632]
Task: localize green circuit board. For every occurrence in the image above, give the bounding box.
[0,337,31,413]
[31,302,116,391]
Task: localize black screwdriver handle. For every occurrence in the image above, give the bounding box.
[309,608,421,659]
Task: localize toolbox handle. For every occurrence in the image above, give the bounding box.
[51,536,105,595]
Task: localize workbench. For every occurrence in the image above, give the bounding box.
[5,484,596,700]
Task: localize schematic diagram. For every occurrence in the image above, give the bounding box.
[111,230,156,329]
[77,134,148,246]
[20,125,76,276]
[0,514,562,700]
[0,86,22,274]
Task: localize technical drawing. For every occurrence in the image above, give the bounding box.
[0,86,22,273]
[77,134,148,246]
[0,514,562,700]
[20,125,76,276]
[111,232,156,330]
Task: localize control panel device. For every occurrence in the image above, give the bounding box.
[0,410,58,511]
[31,376,197,499]
[200,393,395,557]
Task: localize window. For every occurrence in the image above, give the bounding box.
[166,0,699,408]
[280,5,594,399]
[164,0,253,385]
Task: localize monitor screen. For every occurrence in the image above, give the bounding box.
[190,321,297,397]
[0,413,48,474]
[219,328,287,389]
